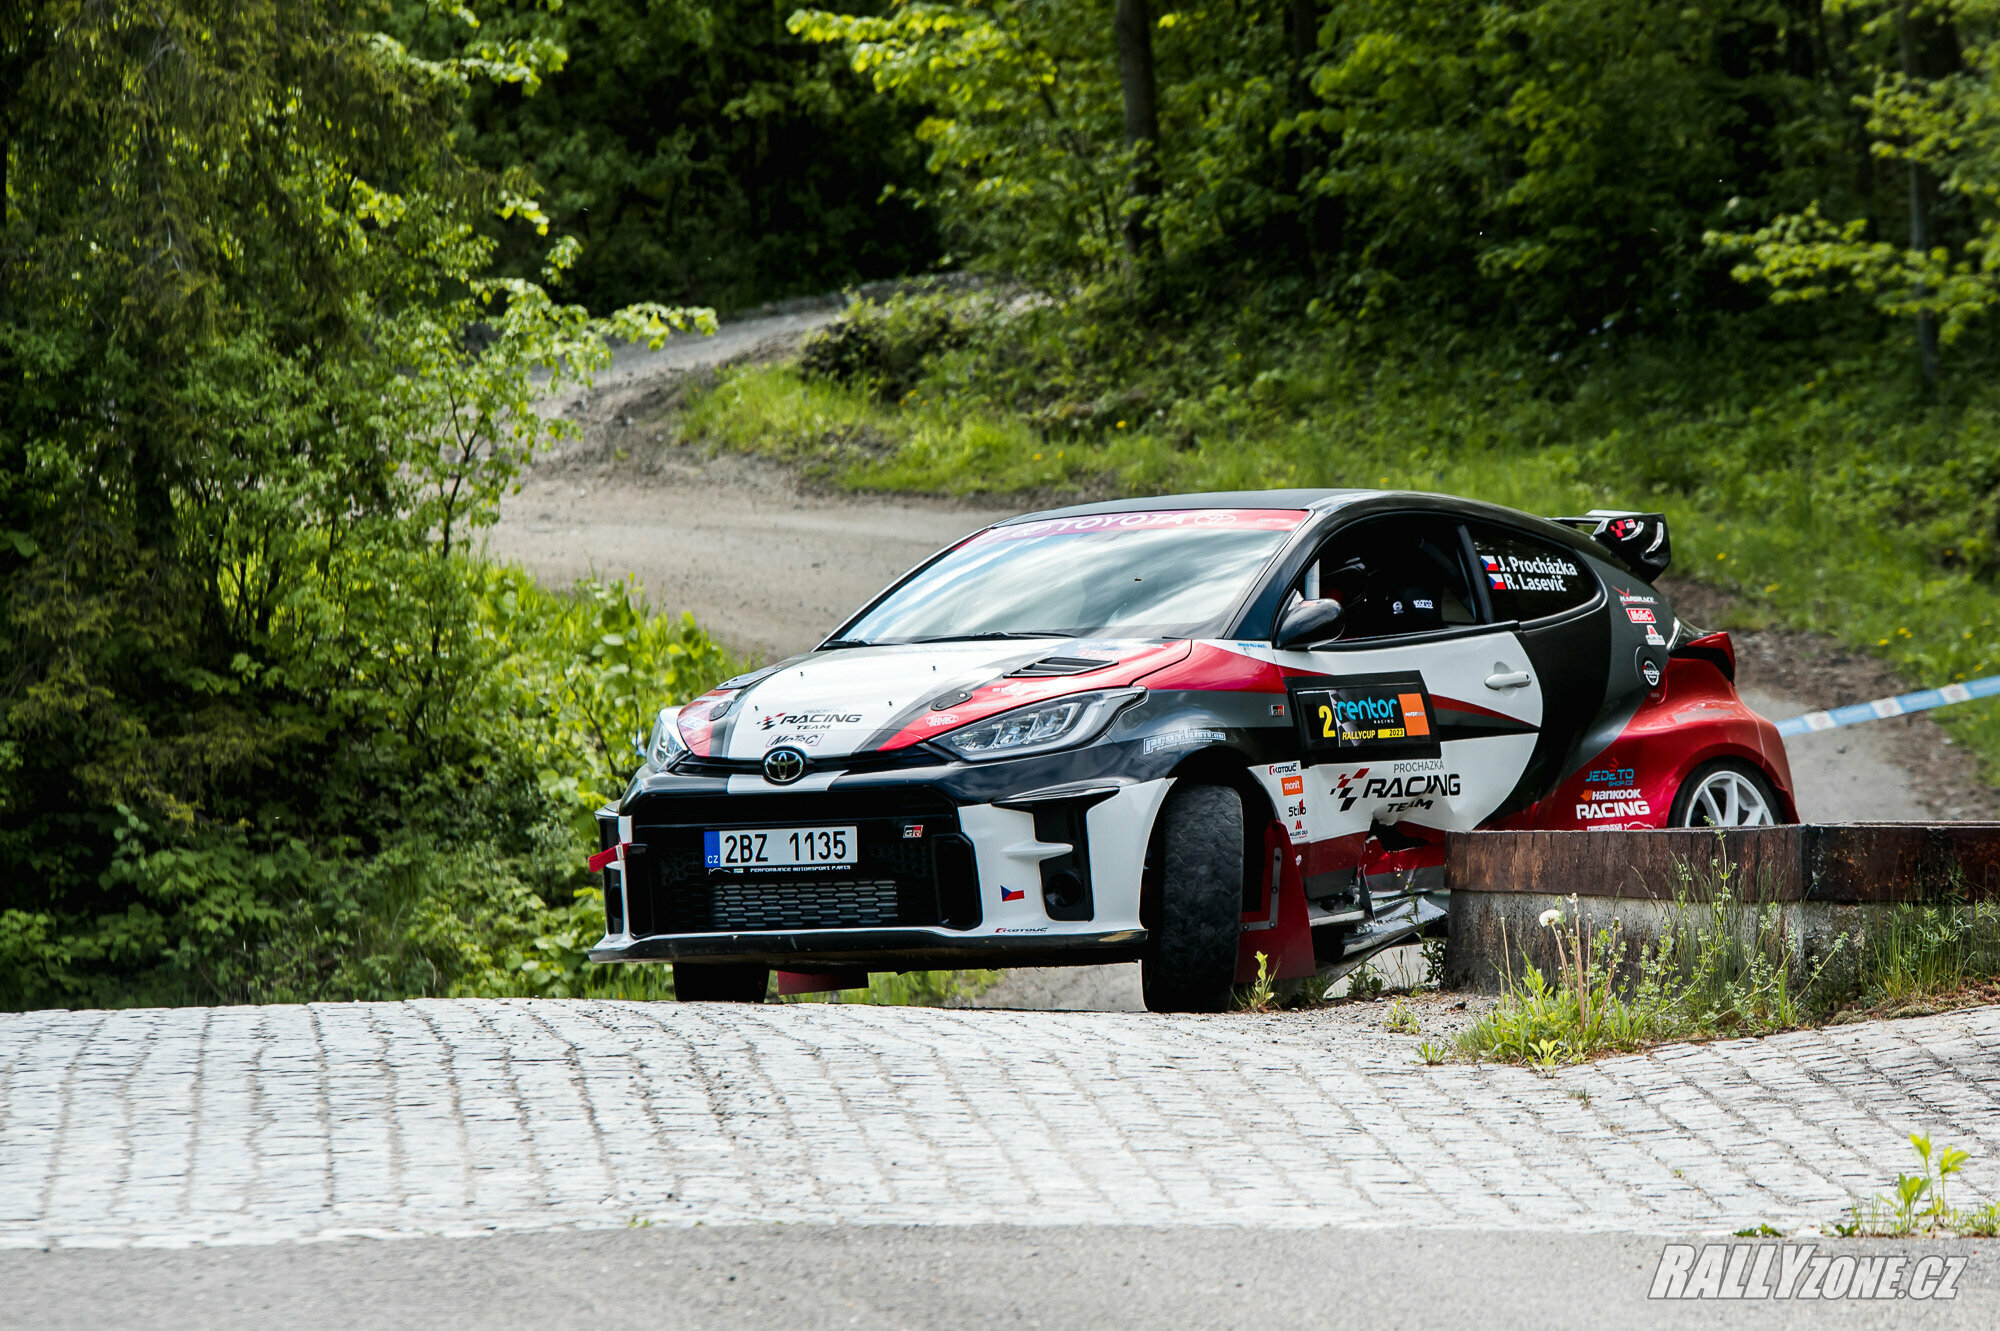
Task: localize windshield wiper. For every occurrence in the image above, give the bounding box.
[905,631,1073,644]
[817,638,872,649]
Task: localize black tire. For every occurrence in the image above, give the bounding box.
[1668,758,1782,828]
[673,962,770,1003]
[1141,783,1245,1013]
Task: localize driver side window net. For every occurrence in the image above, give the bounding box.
[1294,516,1477,642]
[1467,523,1598,621]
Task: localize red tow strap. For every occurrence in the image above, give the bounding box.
[587,842,629,874]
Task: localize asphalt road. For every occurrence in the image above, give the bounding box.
[6,1225,1992,1330]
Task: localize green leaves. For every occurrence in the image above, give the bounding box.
[0,0,732,1009]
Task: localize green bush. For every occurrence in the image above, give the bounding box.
[798,291,985,402]
[0,567,739,1011]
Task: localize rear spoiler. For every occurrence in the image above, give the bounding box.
[1553,509,1670,579]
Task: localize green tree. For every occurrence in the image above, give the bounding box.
[0,0,714,1008]
[397,0,942,312]
[1711,2,2000,384]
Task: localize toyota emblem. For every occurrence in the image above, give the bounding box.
[762,746,808,784]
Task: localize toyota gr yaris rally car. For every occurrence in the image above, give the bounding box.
[589,489,1796,1011]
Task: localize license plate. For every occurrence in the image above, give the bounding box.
[704,826,857,871]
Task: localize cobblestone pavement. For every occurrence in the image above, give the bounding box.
[4,1000,1999,1248]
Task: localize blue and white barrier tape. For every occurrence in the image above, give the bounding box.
[1774,674,2000,738]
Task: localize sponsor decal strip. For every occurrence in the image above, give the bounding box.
[1773,673,2000,737]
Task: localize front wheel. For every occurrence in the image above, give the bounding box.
[1668,759,1780,828]
[674,962,770,1002]
[1141,783,1245,1013]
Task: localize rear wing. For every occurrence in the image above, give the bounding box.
[1553,509,1670,580]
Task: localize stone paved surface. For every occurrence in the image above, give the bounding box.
[4,1000,1999,1248]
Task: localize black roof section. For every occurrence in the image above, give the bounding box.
[996,487,1619,568]
[998,489,1370,523]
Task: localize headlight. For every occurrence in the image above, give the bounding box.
[933,688,1143,761]
[647,707,687,768]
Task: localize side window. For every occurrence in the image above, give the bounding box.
[1290,515,1478,641]
[1467,523,1598,621]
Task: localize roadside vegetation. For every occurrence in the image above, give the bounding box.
[688,286,2000,781]
[0,4,738,1010]
[1457,858,2000,1065]
[675,1,2000,785]
[1837,1134,2000,1237]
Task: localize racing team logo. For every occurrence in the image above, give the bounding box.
[1338,768,1462,812]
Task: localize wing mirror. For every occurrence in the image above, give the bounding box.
[1274,597,1346,650]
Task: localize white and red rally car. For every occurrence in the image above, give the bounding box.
[591,489,1795,1010]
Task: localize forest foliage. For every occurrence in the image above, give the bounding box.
[0,1,731,1009]
[392,0,943,313]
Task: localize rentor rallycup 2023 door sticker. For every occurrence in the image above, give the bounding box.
[1290,672,1440,761]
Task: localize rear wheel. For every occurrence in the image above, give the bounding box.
[1669,759,1779,828]
[1141,784,1245,1013]
[673,962,770,1002]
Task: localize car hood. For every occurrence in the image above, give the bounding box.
[686,637,1193,761]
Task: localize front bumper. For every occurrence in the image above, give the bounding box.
[588,927,1147,968]
[588,745,1174,968]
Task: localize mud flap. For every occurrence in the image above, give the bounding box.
[776,968,870,996]
[1236,820,1317,982]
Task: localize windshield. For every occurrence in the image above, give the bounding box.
[837,509,1307,645]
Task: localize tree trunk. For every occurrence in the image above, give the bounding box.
[1895,3,1959,387]
[1282,0,1320,267]
[1114,0,1160,264]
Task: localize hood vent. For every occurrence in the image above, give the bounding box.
[1007,655,1111,678]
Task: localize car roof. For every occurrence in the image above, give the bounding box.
[997,489,1372,524]
[996,488,1615,566]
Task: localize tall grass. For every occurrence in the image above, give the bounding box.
[1857,898,2000,1010]
[1461,855,1830,1064]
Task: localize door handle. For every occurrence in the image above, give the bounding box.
[1485,669,1533,691]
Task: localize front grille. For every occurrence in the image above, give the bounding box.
[614,787,980,937]
[709,877,903,930]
